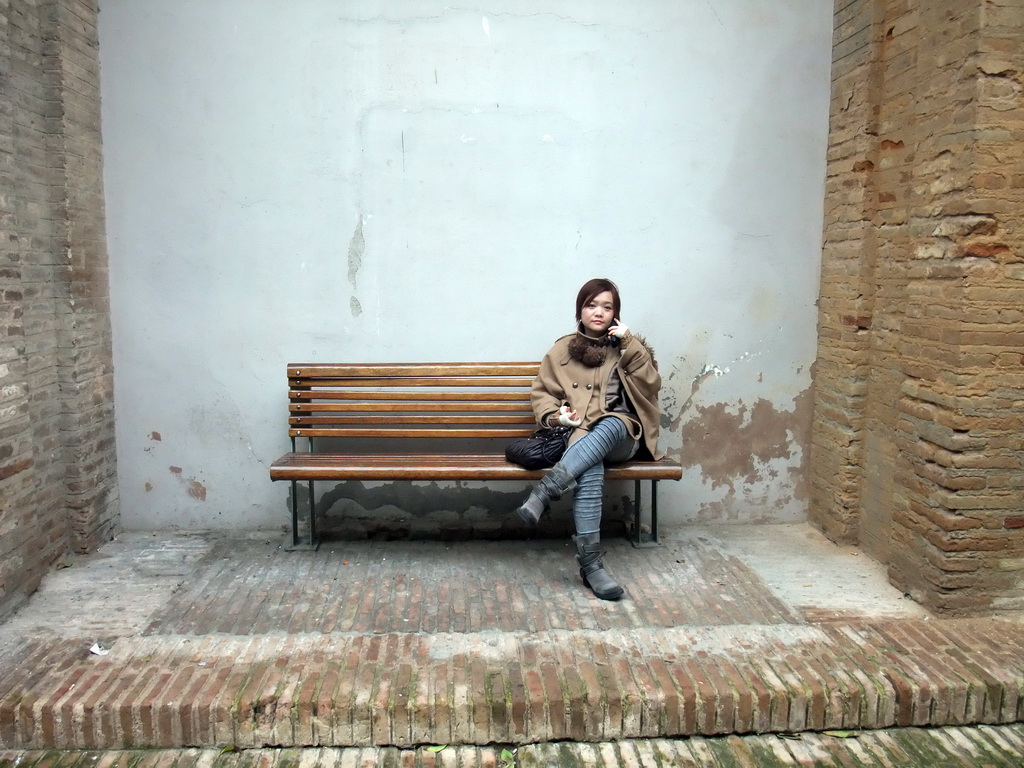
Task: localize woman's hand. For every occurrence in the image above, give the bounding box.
[608,319,631,343]
[555,405,582,427]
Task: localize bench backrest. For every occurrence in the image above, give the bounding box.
[288,362,541,441]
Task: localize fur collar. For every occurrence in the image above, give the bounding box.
[567,331,611,367]
[564,326,660,370]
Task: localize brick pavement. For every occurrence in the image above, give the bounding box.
[0,530,1021,755]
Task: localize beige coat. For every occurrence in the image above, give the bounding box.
[531,330,664,460]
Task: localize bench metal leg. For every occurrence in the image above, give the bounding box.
[633,479,642,547]
[631,479,661,548]
[284,478,320,551]
[651,480,660,544]
[291,480,299,546]
[308,479,319,548]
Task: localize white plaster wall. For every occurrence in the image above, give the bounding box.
[99,1,832,530]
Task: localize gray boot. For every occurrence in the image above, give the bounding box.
[574,533,624,600]
[516,464,577,525]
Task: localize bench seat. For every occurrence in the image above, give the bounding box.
[270,453,684,482]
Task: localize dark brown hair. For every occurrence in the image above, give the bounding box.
[575,278,621,322]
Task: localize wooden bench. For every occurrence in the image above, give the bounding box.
[269,362,683,549]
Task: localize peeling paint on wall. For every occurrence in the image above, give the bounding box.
[682,399,788,490]
[680,390,812,490]
[187,480,207,501]
[677,386,814,520]
[169,465,207,502]
[347,215,365,318]
[661,361,729,434]
[347,216,364,288]
[700,363,729,377]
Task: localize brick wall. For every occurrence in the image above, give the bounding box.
[0,0,117,619]
[1,0,1020,618]
[48,1,119,548]
[812,0,1024,614]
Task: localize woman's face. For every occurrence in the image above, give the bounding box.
[580,290,616,337]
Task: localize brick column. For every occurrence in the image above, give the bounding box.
[46,0,120,549]
[813,0,1024,613]
[0,0,66,616]
[0,0,117,618]
[810,0,879,545]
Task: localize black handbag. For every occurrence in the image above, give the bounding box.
[504,426,571,470]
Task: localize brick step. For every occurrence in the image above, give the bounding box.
[4,724,1024,768]
[0,618,1021,750]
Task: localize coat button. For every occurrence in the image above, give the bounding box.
[572,382,578,388]
[586,384,593,390]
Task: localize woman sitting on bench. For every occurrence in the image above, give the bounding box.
[516,278,663,601]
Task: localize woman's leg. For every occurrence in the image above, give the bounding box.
[557,417,631,479]
[514,418,636,600]
[570,448,626,600]
[515,418,631,525]
[570,460,605,535]
[565,420,637,600]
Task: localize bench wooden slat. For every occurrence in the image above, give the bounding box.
[289,427,538,439]
[290,415,536,425]
[290,376,534,388]
[290,402,533,413]
[288,362,539,377]
[270,452,684,482]
[292,391,530,402]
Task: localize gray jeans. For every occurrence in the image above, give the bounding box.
[557,417,638,535]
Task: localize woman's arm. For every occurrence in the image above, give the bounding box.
[531,351,565,427]
[618,334,661,396]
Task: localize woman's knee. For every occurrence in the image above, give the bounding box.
[605,438,639,464]
[575,463,604,493]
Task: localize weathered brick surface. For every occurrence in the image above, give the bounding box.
[0,0,118,619]
[811,0,1024,614]
[9,727,1018,768]
[0,618,1022,751]
[1,0,67,618]
[49,0,119,552]
[0,534,1021,752]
